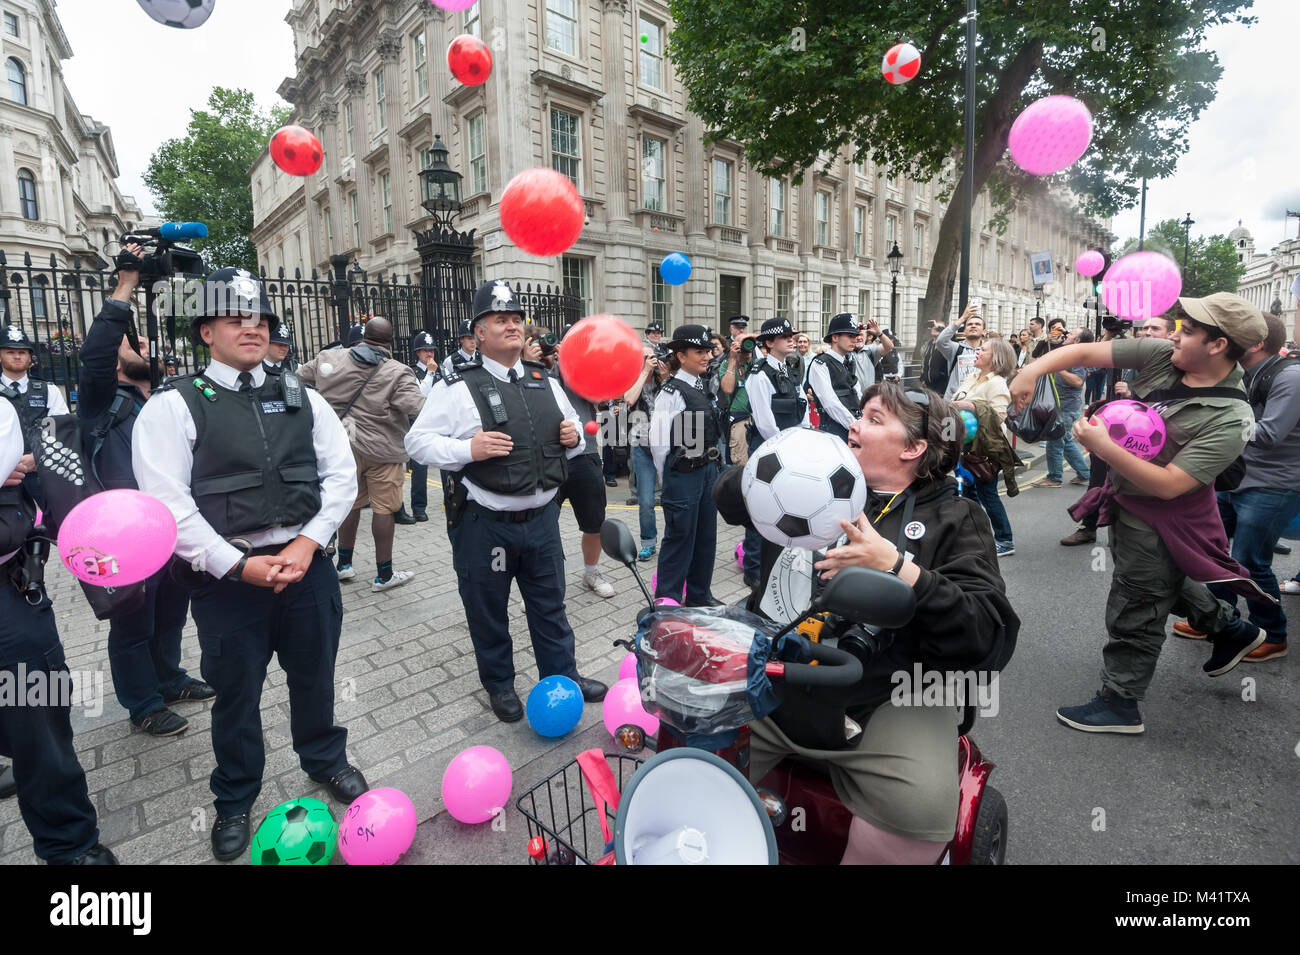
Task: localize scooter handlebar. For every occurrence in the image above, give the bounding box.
[766,642,862,688]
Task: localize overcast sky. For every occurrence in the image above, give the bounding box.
[57,0,1299,253]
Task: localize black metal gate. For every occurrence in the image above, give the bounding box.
[2,248,584,401]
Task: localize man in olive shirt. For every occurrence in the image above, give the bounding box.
[1012,293,1268,734]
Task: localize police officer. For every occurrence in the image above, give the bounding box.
[2,325,70,503]
[746,317,810,445]
[649,324,723,606]
[0,400,116,863]
[132,267,367,861]
[397,330,440,523]
[807,312,863,440]
[264,320,298,375]
[440,318,477,377]
[405,279,608,723]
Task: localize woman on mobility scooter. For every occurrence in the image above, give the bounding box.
[716,382,1019,864]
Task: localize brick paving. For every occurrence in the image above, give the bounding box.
[0,473,750,865]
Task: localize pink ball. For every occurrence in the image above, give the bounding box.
[649,570,685,603]
[1075,250,1105,277]
[1101,251,1182,321]
[441,746,512,824]
[735,542,745,569]
[602,677,659,737]
[429,0,477,11]
[337,787,417,865]
[1092,400,1167,461]
[57,489,177,586]
[618,652,638,682]
[1008,96,1093,176]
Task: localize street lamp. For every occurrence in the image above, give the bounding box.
[1181,211,1195,273]
[419,134,464,229]
[887,241,903,328]
[1034,285,1045,322]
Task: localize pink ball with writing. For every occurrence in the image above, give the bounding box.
[337,788,417,865]
[1008,96,1093,175]
[1092,400,1167,461]
[57,489,176,587]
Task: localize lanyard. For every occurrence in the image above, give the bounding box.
[871,488,917,551]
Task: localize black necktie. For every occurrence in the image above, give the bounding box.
[694,379,705,392]
[508,369,519,384]
[2,381,17,400]
[845,356,856,383]
[237,372,254,392]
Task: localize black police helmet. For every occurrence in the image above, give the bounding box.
[1,325,36,353]
[472,280,525,323]
[412,330,436,352]
[191,267,278,332]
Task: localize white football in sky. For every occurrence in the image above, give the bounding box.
[136,0,215,29]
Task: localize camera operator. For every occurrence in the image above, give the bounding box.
[76,245,215,737]
[717,316,760,467]
[624,341,670,561]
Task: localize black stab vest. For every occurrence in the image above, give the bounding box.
[458,362,568,495]
[810,352,859,439]
[661,377,721,468]
[755,360,807,430]
[173,373,321,536]
[3,379,50,452]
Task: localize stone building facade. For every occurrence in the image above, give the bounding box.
[253,0,1113,349]
[0,0,148,288]
[1233,221,1299,338]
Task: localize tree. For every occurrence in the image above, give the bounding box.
[666,0,1255,352]
[144,88,290,271]
[1121,219,1246,301]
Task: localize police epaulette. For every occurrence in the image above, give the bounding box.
[521,358,547,370]
[660,377,680,394]
[441,366,463,385]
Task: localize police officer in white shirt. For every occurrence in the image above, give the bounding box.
[405,279,608,723]
[440,319,477,378]
[808,312,863,440]
[132,267,367,862]
[649,324,724,606]
[745,317,811,444]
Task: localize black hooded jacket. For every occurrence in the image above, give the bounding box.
[714,467,1018,730]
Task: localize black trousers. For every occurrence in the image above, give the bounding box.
[107,570,191,722]
[449,500,580,694]
[188,552,348,817]
[0,582,99,862]
[410,461,428,512]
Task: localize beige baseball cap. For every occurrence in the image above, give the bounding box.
[1176,292,1267,351]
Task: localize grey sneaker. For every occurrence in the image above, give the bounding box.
[582,570,615,598]
[337,564,357,581]
[1056,688,1144,734]
[372,570,415,593]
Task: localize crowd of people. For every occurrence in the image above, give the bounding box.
[0,246,1295,865]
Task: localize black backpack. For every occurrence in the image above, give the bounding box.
[37,395,150,619]
[1142,382,1250,492]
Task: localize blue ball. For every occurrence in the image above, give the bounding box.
[659,252,692,286]
[959,409,978,446]
[526,675,584,738]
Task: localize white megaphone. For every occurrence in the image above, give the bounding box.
[613,749,778,865]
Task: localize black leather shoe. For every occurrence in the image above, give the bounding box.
[132,707,188,737]
[743,573,760,589]
[393,508,417,525]
[0,763,15,799]
[311,765,369,804]
[1275,542,1292,555]
[67,843,119,865]
[164,678,217,705]
[574,676,608,703]
[413,510,429,522]
[684,594,721,607]
[489,689,524,723]
[212,814,250,862]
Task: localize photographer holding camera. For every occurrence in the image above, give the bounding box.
[935,302,985,400]
[717,316,759,465]
[624,340,670,561]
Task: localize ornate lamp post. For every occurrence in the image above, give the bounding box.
[888,241,903,328]
[414,134,477,357]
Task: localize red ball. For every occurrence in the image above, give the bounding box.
[558,315,643,403]
[448,34,492,86]
[584,420,599,436]
[269,125,323,177]
[499,168,585,257]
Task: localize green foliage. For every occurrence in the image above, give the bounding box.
[1121,219,1247,299]
[667,0,1255,336]
[143,88,288,272]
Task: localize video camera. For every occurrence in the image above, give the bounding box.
[118,222,208,283]
[1101,314,1133,336]
[652,342,674,364]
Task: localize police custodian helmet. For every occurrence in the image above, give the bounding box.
[191,267,278,331]
[412,330,436,352]
[472,279,526,323]
[1,325,36,353]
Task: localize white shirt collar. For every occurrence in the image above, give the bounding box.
[203,359,266,390]
[765,354,785,371]
[673,369,701,388]
[479,353,525,382]
[459,348,475,362]
[1,374,28,392]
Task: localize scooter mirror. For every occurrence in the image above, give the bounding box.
[600,519,639,566]
[817,565,916,629]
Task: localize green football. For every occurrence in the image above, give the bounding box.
[250,798,338,865]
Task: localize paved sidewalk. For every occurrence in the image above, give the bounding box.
[0,472,750,865]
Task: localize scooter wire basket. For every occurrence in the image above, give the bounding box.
[516,753,644,865]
